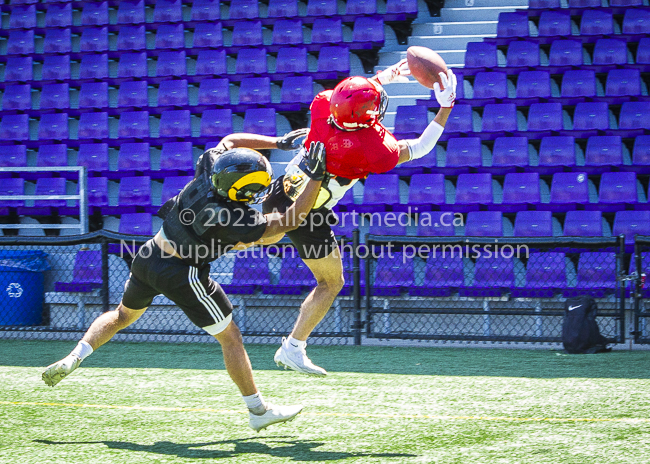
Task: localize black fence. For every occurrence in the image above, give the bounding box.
[633,235,650,344]
[0,232,638,346]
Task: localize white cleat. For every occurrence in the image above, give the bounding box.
[249,403,303,432]
[42,355,81,387]
[274,338,327,376]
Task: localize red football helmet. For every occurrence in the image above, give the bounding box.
[329,77,388,130]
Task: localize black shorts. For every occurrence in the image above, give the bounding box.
[262,177,338,260]
[122,239,233,335]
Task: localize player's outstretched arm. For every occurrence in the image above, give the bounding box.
[218,130,307,152]
[396,69,457,165]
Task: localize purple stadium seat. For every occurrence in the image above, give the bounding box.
[43,29,71,54]
[412,254,464,296]
[0,114,29,141]
[465,211,502,237]
[506,41,540,68]
[156,51,187,77]
[612,0,643,7]
[538,136,575,173]
[393,105,428,139]
[584,136,622,172]
[200,109,233,137]
[514,211,553,237]
[6,30,34,55]
[527,103,563,132]
[229,0,259,19]
[78,112,108,140]
[0,179,24,207]
[455,173,493,211]
[39,83,69,110]
[490,137,529,173]
[464,42,498,69]
[596,172,637,210]
[368,212,408,236]
[564,210,602,236]
[580,10,614,36]
[406,174,445,211]
[501,172,540,211]
[159,110,191,138]
[570,102,609,136]
[623,9,650,35]
[468,256,514,295]
[198,79,230,106]
[158,79,189,106]
[235,48,268,74]
[156,24,185,50]
[38,113,68,140]
[281,76,314,105]
[78,82,108,109]
[119,213,153,235]
[34,177,66,207]
[41,55,70,81]
[386,0,418,14]
[530,0,560,5]
[154,0,182,23]
[618,102,650,134]
[243,108,276,136]
[272,19,303,46]
[497,12,529,38]
[160,144,193,173]
[118,80,148,108]
[276,47,308,74]
[118,52,147,78]
[312,18,343,44]
[561,70,596,99]
[548,40,583,68]
[117,26,147,50]
[592,39,628,70]
[353,17,385,45]
[568,0,600,6]
[239,77,271,104]
[2,84,31,111]
[87,177,109,207]
[443,137,481,173]
[118,143,150,171]
[268,254,316,294]
[346,0,376,14]
[225,255,271,294]
[118,176,151,207]
[443,104,473,135]
[79,54,108,80]
[317,46,350,73]
[606,69,641,99]
[193,23,223,48]
[45,3,72,27]
[571,253,616,297]
[550,172,588,211]
[232,21,263,47]
[160,176,193,205]
[37,144,67,167]
[80,27,108,52]
[417,211,455,236]
[119,111,150,138]
[191,0,220,21]
[473,72,508,102]
[307,0,337,16]
[4,57,33,82]
[54,251,102,292]
[481,103,517,134]
[195,50,228,76]
[538,11,571,37]
[358,174,399,213]
[515,252,566,297]
[374,254,414,296]
[10,5,36,29]
[117,0,145,24]
[614,211,650,246]
[632,135,650,173]
[0,146,27,168]
[77,143,109,172]
[81,2,108,26]
[268,0,299,18]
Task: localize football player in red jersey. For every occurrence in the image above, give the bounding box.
[263,62,457,375]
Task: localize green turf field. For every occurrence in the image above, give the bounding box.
[1,339,649,464]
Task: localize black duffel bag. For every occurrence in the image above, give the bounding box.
[562,295,611,354]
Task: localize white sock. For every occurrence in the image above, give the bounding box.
[70,341,93,361]
[286,336,306,351]
[243,392,266,415]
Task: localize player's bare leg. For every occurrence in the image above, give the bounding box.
[215,320,303,431]
[275,248,344,376]
[42,303,145,387]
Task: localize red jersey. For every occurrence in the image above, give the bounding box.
[304,90,400,180]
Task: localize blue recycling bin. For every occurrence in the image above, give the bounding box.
[0,250,51,326]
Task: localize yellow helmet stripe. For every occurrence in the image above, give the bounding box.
[227,171,272,201]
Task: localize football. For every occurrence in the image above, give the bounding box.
[406,46,448,90]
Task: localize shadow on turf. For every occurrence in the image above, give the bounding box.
[34,437,415,461]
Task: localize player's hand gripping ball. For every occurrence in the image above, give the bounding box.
[433,69,457,108]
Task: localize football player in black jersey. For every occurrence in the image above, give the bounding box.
[42,132,325,433]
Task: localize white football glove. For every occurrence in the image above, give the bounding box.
[433,69,457,108]
[375,59,411,85]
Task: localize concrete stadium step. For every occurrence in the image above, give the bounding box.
[439,6,527,22]
[412,21,498,37]
[377,50,466,68]
[443,0,528,8]
[382,81,432,96]
[385,94,430,112]
[407,34,494,51]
